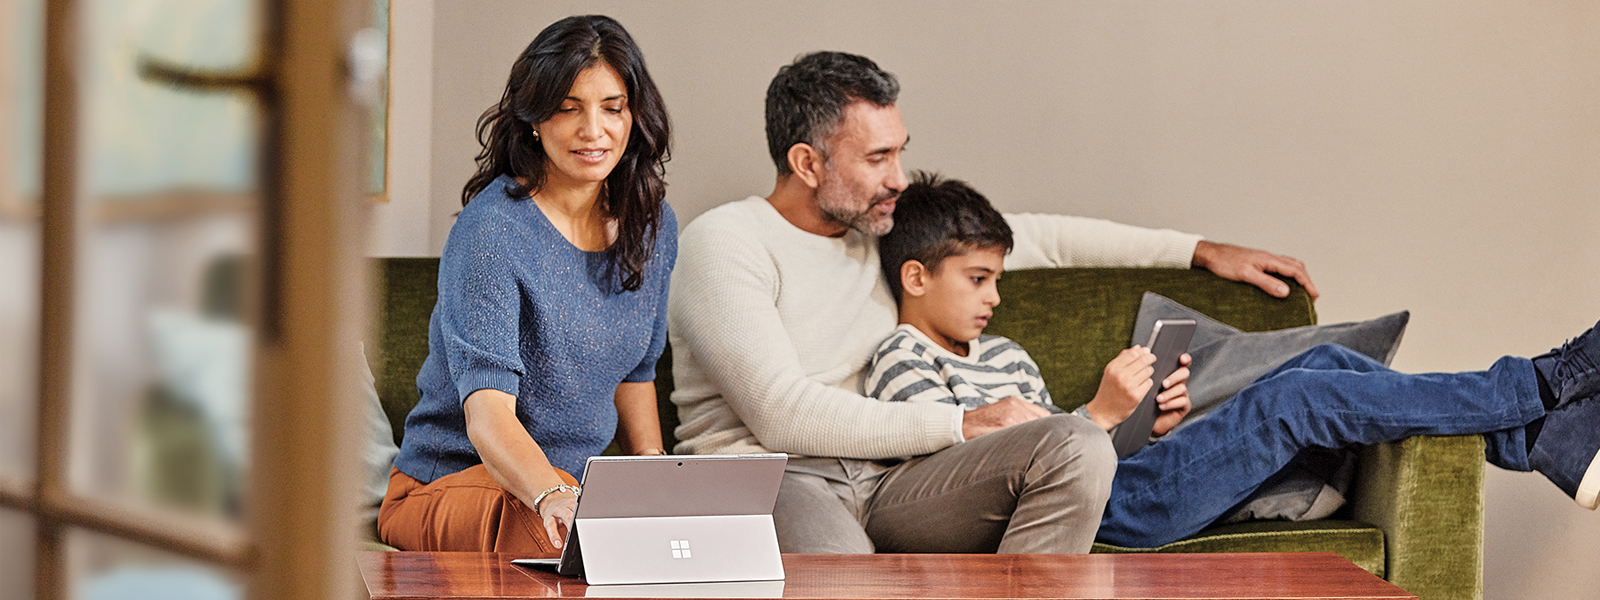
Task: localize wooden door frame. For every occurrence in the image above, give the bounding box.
[3,1,374,598]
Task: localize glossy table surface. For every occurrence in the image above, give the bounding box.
[358,551,1415,599]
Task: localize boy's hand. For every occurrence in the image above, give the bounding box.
[1150,354,1192,437]
[962,397,1051,440]
[1084,347,1157,431]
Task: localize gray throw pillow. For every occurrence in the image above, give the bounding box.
[1132,292,1409,427]
[1131,293,1409,523]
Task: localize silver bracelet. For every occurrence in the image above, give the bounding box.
[531,484,580,517]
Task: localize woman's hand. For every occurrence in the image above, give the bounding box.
[1151,354,1193,437]
[463,389,582,551]
[537,488,579,549]
[1084,347,1157,431]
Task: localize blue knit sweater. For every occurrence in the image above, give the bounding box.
[394,175,676,482]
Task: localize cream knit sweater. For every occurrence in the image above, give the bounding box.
[667,196,1201,458]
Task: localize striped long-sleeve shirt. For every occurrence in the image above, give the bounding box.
[865,324,1064,413]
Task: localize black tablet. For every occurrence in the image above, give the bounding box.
[1110,318,1196,458]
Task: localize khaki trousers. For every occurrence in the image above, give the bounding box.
[377,464,579,556]
[773,414,1116,553]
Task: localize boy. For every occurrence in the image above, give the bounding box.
[869,172,1599,550]
[866,172,1192,442]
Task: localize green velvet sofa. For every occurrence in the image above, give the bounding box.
[370,258,1485,600]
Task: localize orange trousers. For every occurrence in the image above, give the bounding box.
[377,464,579,556]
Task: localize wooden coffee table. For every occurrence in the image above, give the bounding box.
[358,551,1415,599]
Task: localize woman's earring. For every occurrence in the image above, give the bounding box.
[531,129,540,141]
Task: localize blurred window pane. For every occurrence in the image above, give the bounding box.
[366,0,389,196]
[69,528,243,600]
[6,0,42,201]
[69,0,259,524]
[85,0,260,197]
[1,0,43,482]
[0,510,35,600]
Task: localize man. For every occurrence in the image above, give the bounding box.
[666,51,1320,553]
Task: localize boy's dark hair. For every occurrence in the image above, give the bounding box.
[878,171,1013,303]
[765,51,900,176]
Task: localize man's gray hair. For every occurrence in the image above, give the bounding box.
[764,51,900,176]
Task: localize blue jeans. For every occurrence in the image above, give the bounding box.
[1097,344,1545,548]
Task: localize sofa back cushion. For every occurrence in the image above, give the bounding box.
[372,258,441,445]
[372,260,1315,447]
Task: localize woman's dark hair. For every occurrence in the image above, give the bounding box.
[463,15,670,292]
[878,171,1013,303]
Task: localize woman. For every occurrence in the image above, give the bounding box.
[378,15,674,555]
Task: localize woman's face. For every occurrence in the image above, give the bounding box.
[535,62,633,190]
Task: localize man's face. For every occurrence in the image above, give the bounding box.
[813,102,909,236]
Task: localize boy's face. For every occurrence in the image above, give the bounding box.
[917,246,1006,347]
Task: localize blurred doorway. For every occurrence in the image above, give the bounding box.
[0,0,379,598]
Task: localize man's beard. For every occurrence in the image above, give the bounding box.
[817,177,896,237]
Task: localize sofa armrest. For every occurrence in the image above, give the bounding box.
[1351,434,1485,600]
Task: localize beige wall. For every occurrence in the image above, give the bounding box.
[385,2,1600,596]
[367,0,433,256]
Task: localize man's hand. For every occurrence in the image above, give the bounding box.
[962,397,1052,440]
[538,489,578,549]
[1192,240,1318,299]
[1150,354,1192,437]
[1084,347,1157,431]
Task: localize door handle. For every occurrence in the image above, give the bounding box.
[136,55,269,95]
